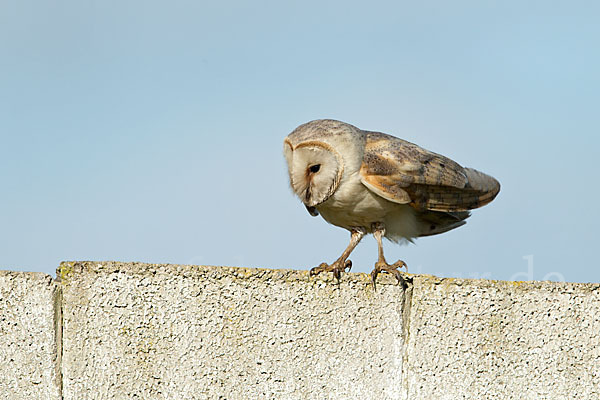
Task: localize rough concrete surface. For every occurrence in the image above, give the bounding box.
[0,270,61,400]
[58,261,407,400]
[405,276,600,400]
[3,261,596,399]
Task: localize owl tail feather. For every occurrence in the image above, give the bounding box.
[417,210,471,237]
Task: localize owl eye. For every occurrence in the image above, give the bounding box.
[309,164,321,173]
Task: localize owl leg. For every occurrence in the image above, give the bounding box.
[370,223,407,290]
[310,227,366,282]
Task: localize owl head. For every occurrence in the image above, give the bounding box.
[283,119,365,207]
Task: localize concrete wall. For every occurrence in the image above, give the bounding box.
[0,271,61,400]
[1,261,599,399]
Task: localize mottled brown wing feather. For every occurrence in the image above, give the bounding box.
[359,131,500,212]
[361,174,412,203]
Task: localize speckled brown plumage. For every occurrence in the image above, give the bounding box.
[360,131,500,213]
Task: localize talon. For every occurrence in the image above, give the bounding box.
[333,268,341,282]
[309,260,349,282]
[371,269,379,291]
[390,269,405,286]
[370,259,408,289]
[307,227,365,285]
[344,260,352,272]
[309,262,329,277]
[392,260,408,272]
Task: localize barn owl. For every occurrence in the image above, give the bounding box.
[283,119,500,287]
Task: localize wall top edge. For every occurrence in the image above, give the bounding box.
[55,261,600,291]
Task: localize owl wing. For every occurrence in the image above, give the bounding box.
[359,131,500,212]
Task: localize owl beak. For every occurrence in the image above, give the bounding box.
[304,186,312,203]
[305,205,319,216]
[304,185,329,208]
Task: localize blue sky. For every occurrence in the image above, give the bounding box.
[1,1,598,283]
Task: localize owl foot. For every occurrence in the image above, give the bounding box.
[370,260,407,291]
[310,259,353,282]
